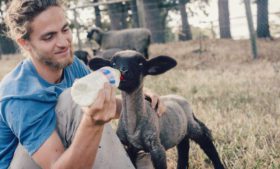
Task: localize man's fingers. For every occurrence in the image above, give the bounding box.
[91,88,105,110]
[82,83,118,124]
[151,95,158,109]
[108,87,117,118]
[157,101,166,117]
[104,83,112,103]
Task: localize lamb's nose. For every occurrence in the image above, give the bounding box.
[120,67,128,75]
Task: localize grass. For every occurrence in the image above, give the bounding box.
[146,39,280,169]
[1,38,280,169]
[0,54,24,80]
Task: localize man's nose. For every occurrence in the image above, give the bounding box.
[56,33,69,47]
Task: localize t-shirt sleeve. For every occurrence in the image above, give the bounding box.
[0,116,18,169]
[2,99,56,156]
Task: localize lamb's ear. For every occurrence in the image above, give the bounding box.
[88,58,111,71]
[145,56,177,75]
[87,29,94,40]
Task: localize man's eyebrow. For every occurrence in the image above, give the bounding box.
[41,31,56,38]
[40,23,69,38]
[62,23,70,29]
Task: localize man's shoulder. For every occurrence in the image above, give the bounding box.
[1,58,31,82]
[0,59,25,90]
[0,59,40,101]
[65,56,90,77]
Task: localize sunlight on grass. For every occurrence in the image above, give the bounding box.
[1,39,280,169]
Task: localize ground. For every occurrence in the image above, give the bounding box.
[1,38,279,169]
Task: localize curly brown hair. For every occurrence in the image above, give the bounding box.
[4,0,65,41]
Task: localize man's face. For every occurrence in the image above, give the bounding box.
[24,6,73,70]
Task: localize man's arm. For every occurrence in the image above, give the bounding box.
[32,83,116,169]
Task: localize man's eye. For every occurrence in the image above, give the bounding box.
[42,35,53,41]
[63,27,69,32]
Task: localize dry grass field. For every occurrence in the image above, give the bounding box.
[1,39,280,169]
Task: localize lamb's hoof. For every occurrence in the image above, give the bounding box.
[135,151,154,169]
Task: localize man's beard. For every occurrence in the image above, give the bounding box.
[38,48,74,70]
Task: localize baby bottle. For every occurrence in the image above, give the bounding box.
[71,66,120,107]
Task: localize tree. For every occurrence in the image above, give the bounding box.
[107,2,129,30]
[165,0,210,41]
[130,0,139,28]
[0,0,18,55]
[218,0,232,38]
[93,0,102,28]
[137,0,165,43]
[178,0,192,40]
[256,0,271,38]
[244,0,258,59]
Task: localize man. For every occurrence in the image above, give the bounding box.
[0,0,161,168]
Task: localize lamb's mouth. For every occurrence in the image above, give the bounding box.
[118,80,136,91]
[119,74,134,82]
[119,80,131,85]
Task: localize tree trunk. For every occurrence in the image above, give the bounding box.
[0,46,2,60]
[142,0,165,43]
[130,0,139,28]
[0,24,18,55]
[0,39,18,55]
[107,2,128,30]
[244,0,258,59]
[218,0,232,38]
[93,0,102,28]
[256,0,271,38]
[0,29,2,59]
[0,0,17,55]
[179,0,192,41]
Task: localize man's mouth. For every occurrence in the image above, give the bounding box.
[55,48,69,55]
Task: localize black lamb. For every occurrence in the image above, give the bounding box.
[88,50,225,169]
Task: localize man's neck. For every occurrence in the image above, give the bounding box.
[31,58,63,84]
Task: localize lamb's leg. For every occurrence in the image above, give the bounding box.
[150,144,167,169]
[143,48,149,59]
[125,145,139,166]
[135,151,154,169]
[176,137,190,169]
[189,116,225,169]
[143,135,167,169]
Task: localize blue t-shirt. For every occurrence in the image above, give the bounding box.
[0,56,90,168]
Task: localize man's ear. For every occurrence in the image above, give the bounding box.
[145,56,177,75]
[88,57,111,71]
[17,38,31,51]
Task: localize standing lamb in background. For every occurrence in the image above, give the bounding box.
[88,50,225,169]
[74,50,90,65]
[87,27,151,59]
[93,48,122,61]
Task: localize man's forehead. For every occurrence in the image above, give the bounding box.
[29,6,67,35]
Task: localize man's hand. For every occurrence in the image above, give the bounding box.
[33,83,117,169]
[144,88,166,117]
[82,83,117,125]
